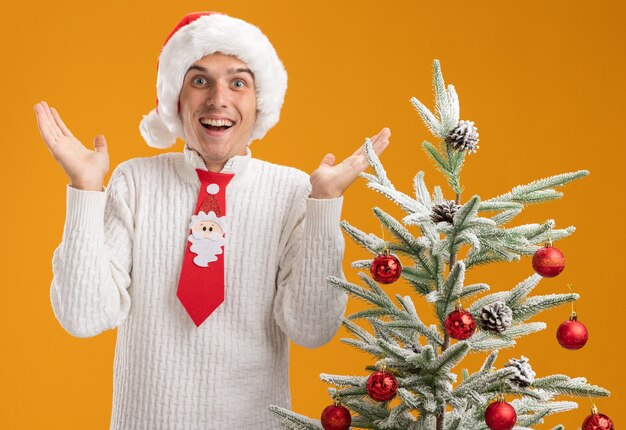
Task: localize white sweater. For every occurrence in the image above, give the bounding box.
[50,145,349,429]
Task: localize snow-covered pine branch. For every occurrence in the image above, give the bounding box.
[366,181,424,215]
[373,207,419,251]
[267,406,323,430]
[414,171,433,208]
[400,266,435,295]
[532,375,610,398]
[410,59,460,140]
[486,170,589,206]
[435,261,466,325]
[319,373,366,388]
[327,275,394,310]
[430,342,471,376]
[362,137,393,188]
[383,318,444,347]
[509,397,579,428]
[512,293,578,322]
[478,201,525,226]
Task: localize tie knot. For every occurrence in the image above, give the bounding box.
[195,169,234,188]
[194,169,233,218]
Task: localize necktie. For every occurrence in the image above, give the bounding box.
[177,169,234,327]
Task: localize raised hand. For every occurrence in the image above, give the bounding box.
[309,128,391,199]
[34,101,109,191]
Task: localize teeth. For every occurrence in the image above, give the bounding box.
[200,118,234,127]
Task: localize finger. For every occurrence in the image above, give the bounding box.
[34,103,51,130]
[373,139,391,157]
[34,104,59,148]
[352,127,390,157]
[351,145,365,157]
[319,153,336,166]
[40,101,62,139]
[371,128,391,152]
[347,154,376,176]
[351,131,391,172]
[372,128,391,147]
[50,107,75,137]
[368,127,389,144]
[34,102,55,132]
[370,127,389,143]
[93,134,108,153]
[40,102,57,133]
[351,137,374,157]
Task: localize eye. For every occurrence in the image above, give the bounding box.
[202,226,207,231]
[209,227,213,232]
[232,79,246,89]
[192,76,208,86]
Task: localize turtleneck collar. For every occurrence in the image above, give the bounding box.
[176,144,252,184]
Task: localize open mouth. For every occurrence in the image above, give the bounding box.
[199,118,235,132]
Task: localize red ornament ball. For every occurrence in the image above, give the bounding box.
[370,253,402,284]
[366,370,398,402]
[532,245,565,278]
[582,412,614,430]
[321,403,352,430]
[484,401,517,430]
[445,309,477,340]
[557,314,588,350]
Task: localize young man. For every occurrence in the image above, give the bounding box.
[35,12,389,429]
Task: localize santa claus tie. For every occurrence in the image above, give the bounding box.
[177,169,234,327]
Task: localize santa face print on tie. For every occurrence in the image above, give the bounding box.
[188,184,228,267]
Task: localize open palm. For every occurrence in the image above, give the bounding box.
[34,101,109,191]
[310,128,391,199]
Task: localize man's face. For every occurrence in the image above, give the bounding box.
[179,53,256,168]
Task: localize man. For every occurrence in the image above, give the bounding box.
[35,12,390,429]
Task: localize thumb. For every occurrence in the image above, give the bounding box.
[320,153,336,167]
[93,134,108,153]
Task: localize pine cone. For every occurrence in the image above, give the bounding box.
[479,301,513,333]
[445,120,479,154]
[505,356,536,389]
[431,200,461,224]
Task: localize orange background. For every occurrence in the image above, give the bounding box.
[1,0,624,428]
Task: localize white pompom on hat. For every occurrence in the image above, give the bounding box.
[140,12,288,149]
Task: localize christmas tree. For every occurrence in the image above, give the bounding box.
[269,60,611,430]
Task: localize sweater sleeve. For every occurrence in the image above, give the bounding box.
[273,179,349,348]
[50,166,134,338]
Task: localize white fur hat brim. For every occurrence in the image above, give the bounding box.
[139,108,178,149]
[139,13,288,149]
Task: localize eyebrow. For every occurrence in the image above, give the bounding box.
[187,65,255,79]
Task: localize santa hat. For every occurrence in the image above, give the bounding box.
[140,12,288,148]
[198,183,222,216]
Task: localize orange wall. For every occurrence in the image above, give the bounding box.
[1,0,623,428]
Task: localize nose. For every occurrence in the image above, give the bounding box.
[206,81,229,109]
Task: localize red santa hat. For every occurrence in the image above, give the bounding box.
[198,183,222,216]
[140,12,288,148]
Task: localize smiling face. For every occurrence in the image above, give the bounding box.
[191,220,224,239]
[179,53,257,171]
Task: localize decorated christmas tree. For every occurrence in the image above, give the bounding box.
[269,60,612,430]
